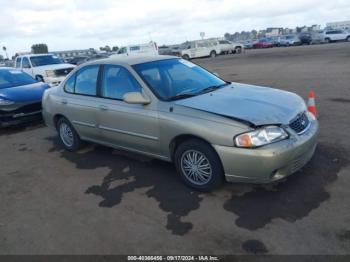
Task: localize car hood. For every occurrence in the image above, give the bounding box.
[33,63,75,71]
[174,82,306,126]
[0,82,50,103]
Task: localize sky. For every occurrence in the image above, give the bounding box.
[0,0,350,57]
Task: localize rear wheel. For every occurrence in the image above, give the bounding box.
[347,36,350,42]
[174,139,224,191]
[235,47,242,54]
[325,38,331,43]
[56,117,83,152]
[210,51,217,58]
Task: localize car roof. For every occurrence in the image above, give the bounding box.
[84,55,178,66]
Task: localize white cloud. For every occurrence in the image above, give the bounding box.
[0,0,349,56]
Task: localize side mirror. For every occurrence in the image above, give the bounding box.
[123,92,151,105]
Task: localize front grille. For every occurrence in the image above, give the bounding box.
[0,102,42,117]
[55,67,74,77]
[289,112,310,134]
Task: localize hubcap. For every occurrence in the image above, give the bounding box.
[181,150,212,186]
[59,122,74,147]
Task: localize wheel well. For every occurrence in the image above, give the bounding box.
[169,134,214,161]
[53,114,66,129]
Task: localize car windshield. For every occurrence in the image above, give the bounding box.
[30,55,62,67]
[0,69,37,89]
[133,59,228,101]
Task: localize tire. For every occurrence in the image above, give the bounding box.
[174,139,224,191]
[210,51,217,58]
[182,54,190,60]
[56,117,83,152]
[235,47,242,54]
[347,36,350,42]
[35,75,44,82]
[324,38,331,44]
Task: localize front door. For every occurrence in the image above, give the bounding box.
[96,65,161,156]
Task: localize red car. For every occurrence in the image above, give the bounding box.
[253,39,274,48]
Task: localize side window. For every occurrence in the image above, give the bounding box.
[15,58,21,68]
[22,58,31,68]
[64,73,76,93]
[101,65,142,100]
[75,65,99,96]
[130,46,140,51]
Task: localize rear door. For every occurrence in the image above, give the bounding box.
[59,65,102,141]
[96,64,160,155]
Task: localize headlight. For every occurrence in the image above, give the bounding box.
[235,126,288,148]
[0,98,14,105]
[46,70,55,77]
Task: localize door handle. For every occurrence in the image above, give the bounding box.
[61,99,68,105]
[99,105,108,111]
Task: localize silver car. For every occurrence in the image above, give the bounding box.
[42,56,318,191]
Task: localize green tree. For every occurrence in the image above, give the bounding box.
[112,46,119,52]
[99,45,111,52]
[31,44,48,54]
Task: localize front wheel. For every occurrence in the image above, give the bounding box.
[210,51,217,58]
[35,75,44,82]
[235,47,242,54]
[56,117,83,152]
[174,139,224,191]
[347,36,350,42]
[182,54,190,60]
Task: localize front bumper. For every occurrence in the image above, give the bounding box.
[214,119,319,183]
[0,111,42,127]
[0,102,43,128]
[43,76,67,87]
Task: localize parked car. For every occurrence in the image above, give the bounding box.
[14,54,75,87]
[0,68,49,127]
[173,40,221,59]
[323,30,350,43]
[310,31,325,44]
[279,35,301,46]
[241,40,257,49]
[253,39,274,48]
[69,56,89,65]
[216,40,244,54]
[111,42,159,57]
[299,32,312,45]
[266,37,281,47]
[43,56,318,191]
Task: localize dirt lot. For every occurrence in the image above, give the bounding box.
[0,43,350,255]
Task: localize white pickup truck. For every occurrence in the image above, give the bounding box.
[15,54,75,87]
[323,30,350,43]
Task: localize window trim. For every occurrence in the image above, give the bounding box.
[99,64,143,101]
[132,58,228,102]
[63,64,101,98]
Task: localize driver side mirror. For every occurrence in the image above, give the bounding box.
[123,92,151,105]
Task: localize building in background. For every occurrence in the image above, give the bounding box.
[265,27,283,37]
[52,48,97,58]
[326,21,350,30]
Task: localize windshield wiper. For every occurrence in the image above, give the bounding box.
[167,93,197,101]
[196,82,231,95]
